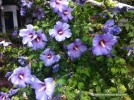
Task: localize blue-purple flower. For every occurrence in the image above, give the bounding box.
[32,77,55,100]
[21,0,33,8]
[49,21,72,42]
[92,33,117,56]
[32,30,47,50]
[9,66,32,88]
[19,24,37,47]
[20,7,26,16]
[58,6,73,22]
[0,92,10,100]
[67,39,87,59]
[33,8,45,20]
[50,0,68,12]
[40,48,60,66]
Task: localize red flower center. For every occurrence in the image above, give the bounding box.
[28,33,33,38]
[58,30,63,35]
[19,74,24,80]
[63,10,68,15]
[47,54,52,59]
[2,96,6,100]
[73,45,78,51]
[99,40,105,47]
[35,37,40,42]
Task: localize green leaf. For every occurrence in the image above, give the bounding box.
[118,84,127,93]
[96,86,101,92]
[78,82,84,90]
[56,78,66,85]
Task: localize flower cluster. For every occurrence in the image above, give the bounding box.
[92,19,121,56]
[19,24,47,50]
[20,0,33,8]
[6,66,55,99]
[2,0,125,99]
[19,0,33,16]
[92,33,117,56]
[50,0,73,22]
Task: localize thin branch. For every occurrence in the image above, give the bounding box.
[86,0,134,10]
[86,0,102,7]
[115,2,134,10]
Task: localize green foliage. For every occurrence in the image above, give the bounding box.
[0,0,134,99]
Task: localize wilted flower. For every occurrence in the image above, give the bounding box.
[40,48,60,66]
[50,0,68,12]
[92,33,117,56]
[110,25,121,35]
[32,30,47,50]
[5,72,12,78]
[49,21,72,42]
[52,64,59,73]
[67,39,87,59]
[0,92,10,100]
[103,19,121,35]
[0,40,12,47]
[32,77,55,100]
[9,66,32,88]
[58,6,73,22]
[18,56,27,66]
[33,8,45,20]
[8,88,20,96]
[21,0,33,8]
[19,24,37,47]
[104,19,114,27]
[20,7,26,16]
